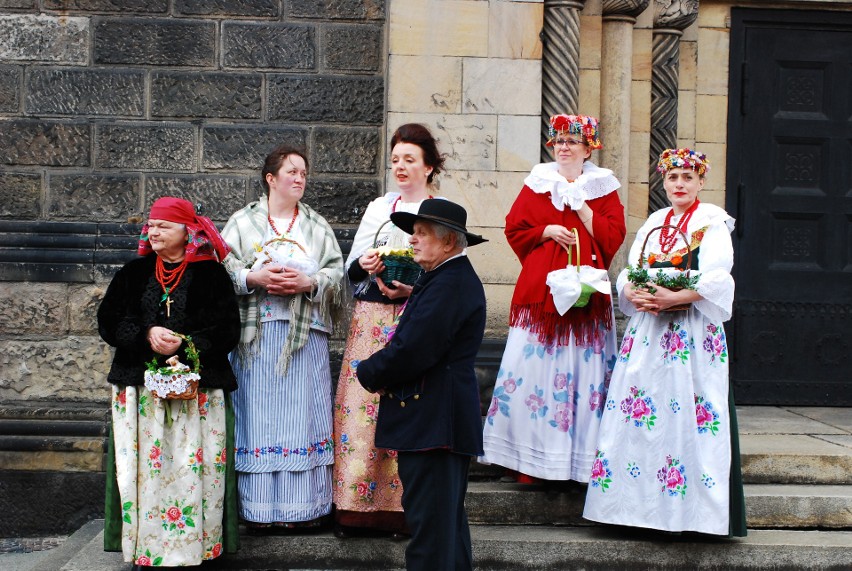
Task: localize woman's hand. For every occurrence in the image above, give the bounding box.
[148,326,182,355]
[247,265,314,296]
[359,250,386,276]
[374,276,412,300]
[627,283,701,316]
[541,224,577,250]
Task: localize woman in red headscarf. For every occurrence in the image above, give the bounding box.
[98,197,241,568]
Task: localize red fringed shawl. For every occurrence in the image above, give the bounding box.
[506,185,626,346]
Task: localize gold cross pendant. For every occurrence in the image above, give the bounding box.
[164,296,173,318]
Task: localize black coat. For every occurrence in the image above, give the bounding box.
[97,255,241,391]
[357,255,486,455]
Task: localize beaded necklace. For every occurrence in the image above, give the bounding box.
[268,204,299,236]
[155,256,189,318]
[659,199,700,254]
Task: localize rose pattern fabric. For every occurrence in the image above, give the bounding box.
[111,385,227,566]
[660,321,693,363]
[657,455,687,498]
[620,386,658,430]
[703,323,728,364]
[589,450,613,491]
[695,394,721,436]
[332,302,404,515]
[486,369,524,426]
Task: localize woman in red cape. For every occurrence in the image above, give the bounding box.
[481,114,626,484]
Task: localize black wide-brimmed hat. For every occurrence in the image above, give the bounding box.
[390,198,487,246]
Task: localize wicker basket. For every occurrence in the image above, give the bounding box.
[144,333,201,400]
[638,224,693,312]
[373,220,422,286]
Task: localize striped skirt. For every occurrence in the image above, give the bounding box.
[230,321,334,523]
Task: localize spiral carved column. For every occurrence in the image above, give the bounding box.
[649,0,699,213]
[541,0,587,162]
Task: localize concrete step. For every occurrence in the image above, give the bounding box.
[42,520,852,571]
[464,481,852,529]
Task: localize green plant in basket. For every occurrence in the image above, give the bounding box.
[145,333,201,374]
[627,256,699,294]
[373,245,422,286]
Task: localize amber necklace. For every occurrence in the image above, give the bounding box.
[155,256,189,318]
[659,200,700,254]
[268,205,299,236]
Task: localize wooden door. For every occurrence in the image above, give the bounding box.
[727,9,852,405]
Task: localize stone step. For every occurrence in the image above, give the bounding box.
[464,481,852,529]
[43,520,852,571]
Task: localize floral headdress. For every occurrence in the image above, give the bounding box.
[656,148,710,176]
[546,114,603,150]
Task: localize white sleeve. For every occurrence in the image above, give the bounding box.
[346,196,391,269]
[693,221,735,322]
[615,218,656,316]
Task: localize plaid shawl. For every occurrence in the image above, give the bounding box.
[221,195,344,372]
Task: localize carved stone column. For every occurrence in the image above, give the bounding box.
[601,0,650,280]
[649,0,699,213]
[541,0,587,162]
[601,0,650,204]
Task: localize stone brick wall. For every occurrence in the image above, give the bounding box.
[0,1,386,403]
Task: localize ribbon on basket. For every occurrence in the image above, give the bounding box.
[546,228,610,315]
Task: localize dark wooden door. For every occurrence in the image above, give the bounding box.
[727,9,852,405]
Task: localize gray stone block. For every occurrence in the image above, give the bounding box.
[93,18,215,67]
[27,68,145,116]
[313,126,380,174]
[0,283,68,335]
[0,65,20,112]
[290,0,385,20]
[0,14,89,64]
[322,24,382,72]
[43,0,167,11]
[48,174,140,221]
[0,172,40,218]
[0,0,35,9]
[145,175,248,222]
[69,284,104,335]
[95,123,196,171]
[223,22,316,70]
[303,179,377,224]
[202,125,308,171]
[151,72,262,119]
[268,75,383,124]
[175,0,279,17]
[0,337,112,402]
[0,120,91,167]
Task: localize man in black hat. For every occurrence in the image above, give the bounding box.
[357,199,487,571]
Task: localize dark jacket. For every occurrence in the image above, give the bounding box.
[357,255,486,455]
[97,255,241,391]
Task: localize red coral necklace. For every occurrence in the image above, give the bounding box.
[268,204,299,236]
[659,200,700,254]
[155,256,189,318]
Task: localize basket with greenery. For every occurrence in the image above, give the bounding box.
[627,224,699,312]
[144,333,201,400]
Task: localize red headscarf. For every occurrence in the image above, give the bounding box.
[138,197,231,262]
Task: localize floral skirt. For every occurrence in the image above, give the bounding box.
[107,385,232,566]
[480,322,617,482]
[582,308,745,535]
[332,300,406,527]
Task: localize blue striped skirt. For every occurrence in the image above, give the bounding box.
[231,321,333,523]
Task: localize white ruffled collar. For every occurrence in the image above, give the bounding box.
[524,161,620,211]
[649,202,736,234]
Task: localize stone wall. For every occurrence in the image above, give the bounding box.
[0,1,386,403]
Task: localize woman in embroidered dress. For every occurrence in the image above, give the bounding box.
[583,148,747,536]
[480,114,626,484]
[221,145,345,530]
[99,197,240,567]
[332,123,445,538]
